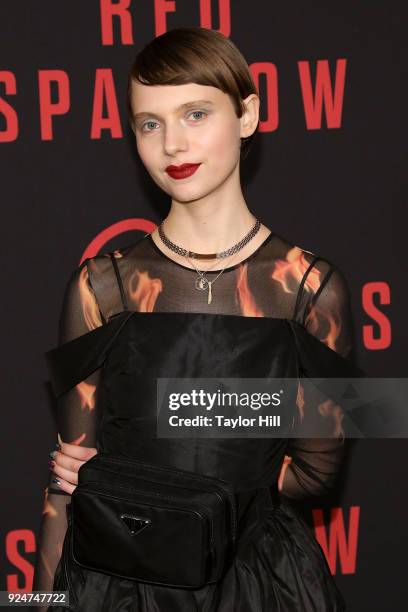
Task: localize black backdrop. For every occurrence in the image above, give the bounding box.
[1,2,405,610]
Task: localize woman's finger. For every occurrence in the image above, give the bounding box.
[50,461,80,486]
[50,443,97,475]
[56,440,98,462]
[49,443,98,486]
[51,451,90,475]
[50,475,76,495]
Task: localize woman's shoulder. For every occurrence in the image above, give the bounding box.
[77,233,150,285]
[266,231,350,322]
[63,234,151,321]
[84,232,149,266]
[268,230,340,279]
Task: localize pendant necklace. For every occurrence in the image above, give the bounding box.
[185,257,231,305]
[157,218,261,305]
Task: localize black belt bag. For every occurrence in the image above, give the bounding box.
[69,452,237,589]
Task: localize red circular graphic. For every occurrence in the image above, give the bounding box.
[79,218,157,264]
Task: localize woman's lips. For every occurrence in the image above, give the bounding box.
[165,163,201,179]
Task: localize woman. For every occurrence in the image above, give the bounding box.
[34,26,360,611]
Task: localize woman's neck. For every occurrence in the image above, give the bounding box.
[162,199,259,253]
[149,195,272,272]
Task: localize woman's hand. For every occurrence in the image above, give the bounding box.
[49,445,292,494]
[278,454,292,492]
[48,441,97,494]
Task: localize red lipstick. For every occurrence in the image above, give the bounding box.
[165,163,201,179]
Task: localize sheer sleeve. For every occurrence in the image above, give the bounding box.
[281,262,354,500]
[32,260,103,607]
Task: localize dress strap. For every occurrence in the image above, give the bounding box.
[309,265,335,310]
[292,254,321,321]
[109,253,129,311]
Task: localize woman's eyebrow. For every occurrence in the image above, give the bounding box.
[133,99,214,120]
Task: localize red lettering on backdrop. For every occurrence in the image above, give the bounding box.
[298,59,347,129]
[91,69,122,138]
[38,70,70,141]
[100,0,134,46]
[80,218,157,264]
[6,530,35,592]
[251,63,279,132]
[155,0,176,37]
[313,506,360,575]
[0,71,18,142]
[99,1,233,41]
[200,0,231,36]
[362,282,392,349]
[1,61,350,141]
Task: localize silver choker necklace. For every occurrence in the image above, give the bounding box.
[158,218,261,260]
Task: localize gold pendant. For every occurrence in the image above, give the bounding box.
[194,275,213,303]
[195,277,208,291]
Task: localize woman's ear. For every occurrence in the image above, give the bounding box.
[240,94,260,139]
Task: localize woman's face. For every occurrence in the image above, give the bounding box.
[129,81,245,203]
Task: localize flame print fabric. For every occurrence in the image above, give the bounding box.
[33,231,357,611]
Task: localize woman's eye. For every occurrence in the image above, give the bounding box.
[140,110,208,132]
[141,121,159,132]
[189,110,207,121]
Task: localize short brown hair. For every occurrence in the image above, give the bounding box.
[126,26,259,160]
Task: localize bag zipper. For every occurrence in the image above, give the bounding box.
[79,460,225,528]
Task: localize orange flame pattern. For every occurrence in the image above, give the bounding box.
[270,247,321,294]
[78,264,102,330]
[236,263,264,316]
[305,301,348,355]
[129,270,163,312]
[75,380,96,411]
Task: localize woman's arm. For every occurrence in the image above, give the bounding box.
[32,262,103,607]
[280,263,355,499]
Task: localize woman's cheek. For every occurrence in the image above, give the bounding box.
[136,142,161,179]
[135,138,150,166]
[206,126,238,163]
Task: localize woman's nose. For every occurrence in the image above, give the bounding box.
[163,124,188,156]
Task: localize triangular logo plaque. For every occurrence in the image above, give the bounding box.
[120,513,151,536]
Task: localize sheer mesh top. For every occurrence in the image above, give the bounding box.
[33,229,356,600]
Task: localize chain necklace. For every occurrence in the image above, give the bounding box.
[185,254,235,305]
[158,218,261,305]
[158,218,261,260]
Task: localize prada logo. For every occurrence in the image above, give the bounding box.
[120,513,151,536]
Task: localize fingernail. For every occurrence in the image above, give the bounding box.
[52,478,61,486]
[49,450,56,459]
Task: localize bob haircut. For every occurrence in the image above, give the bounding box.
[126,26,259,160]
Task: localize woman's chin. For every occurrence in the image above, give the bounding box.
[167,184,210,203]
